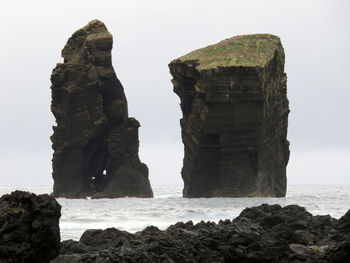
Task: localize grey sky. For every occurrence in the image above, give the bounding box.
[0,0,349,187]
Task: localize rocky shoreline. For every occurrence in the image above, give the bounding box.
[1,191,349,262]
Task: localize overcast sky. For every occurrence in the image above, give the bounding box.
[0,0,349,187]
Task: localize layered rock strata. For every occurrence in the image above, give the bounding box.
[0,191,61,263]
[50,20,153,198]
[53,204,350,263]
[169,34,290,197]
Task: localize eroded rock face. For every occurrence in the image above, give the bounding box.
[169,34,290,197]
[0,191,61,263]
[50,20,153,198]
[52,204,350,263]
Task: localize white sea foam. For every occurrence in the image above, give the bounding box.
[1,185,349,241]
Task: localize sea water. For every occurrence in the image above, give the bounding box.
[0,185,349,240]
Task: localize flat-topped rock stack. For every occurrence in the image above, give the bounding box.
[50,20,153,198]
[169,34,290,197]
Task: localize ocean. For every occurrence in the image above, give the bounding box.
[1,185,349,241]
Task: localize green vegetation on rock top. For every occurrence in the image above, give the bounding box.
[177,34,282,70]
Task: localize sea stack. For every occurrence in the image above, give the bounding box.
[50,20,153,198]
[169,34,290,197]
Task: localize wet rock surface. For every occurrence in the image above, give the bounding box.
[50,20,153,198]
[169,34,290,197]
[0,191,61,263]
[52,204,350,263]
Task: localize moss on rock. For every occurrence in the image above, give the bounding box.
[175,34,282,70]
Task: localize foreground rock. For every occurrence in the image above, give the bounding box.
[53,204,349,263]
[0,191,61,263]
[169,34,290,197]
[50,20,153,198]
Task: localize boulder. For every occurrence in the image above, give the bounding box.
[0,191,61,263]
[169,34,290,197]
[50,20,153,198]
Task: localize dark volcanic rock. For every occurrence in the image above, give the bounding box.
[324,209,350,263]
[52,204,350,263]
[50,20,153,198]
[169,34,290,197]
[0,191,61,263]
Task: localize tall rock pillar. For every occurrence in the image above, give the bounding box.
[169,34,290,197]
[50,20,153,198]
